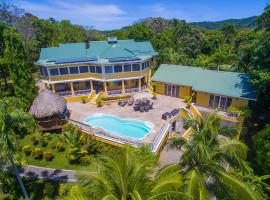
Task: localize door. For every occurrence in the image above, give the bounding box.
[164,84,179,97]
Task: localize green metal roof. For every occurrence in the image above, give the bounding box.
[36,39,157,65]
[152,64,257,100]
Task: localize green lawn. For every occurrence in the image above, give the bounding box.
[19,133,96,171]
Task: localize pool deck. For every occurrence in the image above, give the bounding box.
[67,94,186,143]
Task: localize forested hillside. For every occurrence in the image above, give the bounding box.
[190,16,257,29]
[1,1,270,198]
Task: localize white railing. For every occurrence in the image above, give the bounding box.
[57,91,72,97]
[69,118,171,153]
[151,122,171,152]
[107,90,122,96]
[125,88,139,94]
[74,89,91,96]
[69,119,145,147]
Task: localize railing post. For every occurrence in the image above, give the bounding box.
[122,80,125,95]
[70,82,75,96]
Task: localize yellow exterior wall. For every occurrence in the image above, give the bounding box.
[107,81,122,91]
[49,73,103,81]
[196,91,209,107]
[179,86,192,98]
[231,98,249,108]
[104,69,149,80]
[155,82,165,95]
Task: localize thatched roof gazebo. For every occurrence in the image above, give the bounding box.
[30,89,69,131]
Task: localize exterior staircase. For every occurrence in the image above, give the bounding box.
[89,94,98,104]
[88,90,97,104]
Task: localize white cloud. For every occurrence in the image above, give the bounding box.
[13,0,128,29]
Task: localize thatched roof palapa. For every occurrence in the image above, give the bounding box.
[29,89,66,119]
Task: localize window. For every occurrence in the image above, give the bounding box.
[208,94,232,111]
[69,67,79,74]
[104,66,113,74]
[114,81,121,86]
[132,63,140,71]
[49,68,59,76]
[40,67,44,76]
[59,68,69,75]
[96,66,102,73]
[89,66,96,73]
[114,65,123,73]
[43,67,48,77]
[124,64,131,72]
[79,66,88,73]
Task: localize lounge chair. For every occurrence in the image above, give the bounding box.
[120,99,127,106]
[170,109,179,116]
[149,102,154,109]
[162,112,170,120]
[128,97,134,106]
[144,105,150,112]
[133,105,140,111]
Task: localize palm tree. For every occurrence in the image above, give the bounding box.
[0,98,36,200]
[168,113,264,200]
[79,145,189,200]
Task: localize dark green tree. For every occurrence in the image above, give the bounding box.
[252,124,270,174]
[3,27,37,110]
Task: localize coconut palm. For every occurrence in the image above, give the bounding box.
[0,98,36,200]
[168,113,264,200]
[79,145,189,200]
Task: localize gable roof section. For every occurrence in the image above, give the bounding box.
[152,64,257,101]
[36,39,157,65]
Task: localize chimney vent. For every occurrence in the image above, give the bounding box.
[107,37,118,44]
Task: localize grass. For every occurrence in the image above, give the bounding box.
[19,133,96,172]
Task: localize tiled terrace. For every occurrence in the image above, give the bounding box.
[67,94,186,143]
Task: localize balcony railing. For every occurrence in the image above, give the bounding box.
[74,89,91,96]
[125,88,139,94]
[107,90,122,96]
[57,91,72,97]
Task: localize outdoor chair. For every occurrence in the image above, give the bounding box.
[170,109,179,116]
[128,97,134,106]
[133,105,140,111]
[149,102,154,109]
[144,105,150,112]
[120,99,127,106]
[162,112,171,120]
[140,106,145,112]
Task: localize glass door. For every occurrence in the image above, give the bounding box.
[164,84,179,97]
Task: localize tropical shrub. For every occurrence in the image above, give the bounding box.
[31,136,39,145]
[100,94,132,101]
[96,99,103,107]
[253,124,270,174]
[22,145,31,156]
[44,151,54,161]
[32,148,43,159]
[56,142,65,152]
[40,137,48,147]
[80,155,91,165]
[81,96,87,104]
[43,182,54,198]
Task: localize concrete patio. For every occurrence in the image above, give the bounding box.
[67,94,186,143]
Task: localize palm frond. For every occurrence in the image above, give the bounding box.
[219,171,264,200]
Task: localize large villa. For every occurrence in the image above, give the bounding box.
[34,37,257,153]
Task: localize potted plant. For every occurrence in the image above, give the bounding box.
[152,92,157,100]
[184,95,192,108]
[81,96,87,104]
[96,99,103,107]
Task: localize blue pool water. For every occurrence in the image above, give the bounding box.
[84,114,153,139]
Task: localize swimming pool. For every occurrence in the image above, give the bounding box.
[84,114,153,139]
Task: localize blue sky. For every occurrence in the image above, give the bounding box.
[11,0,268,30]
